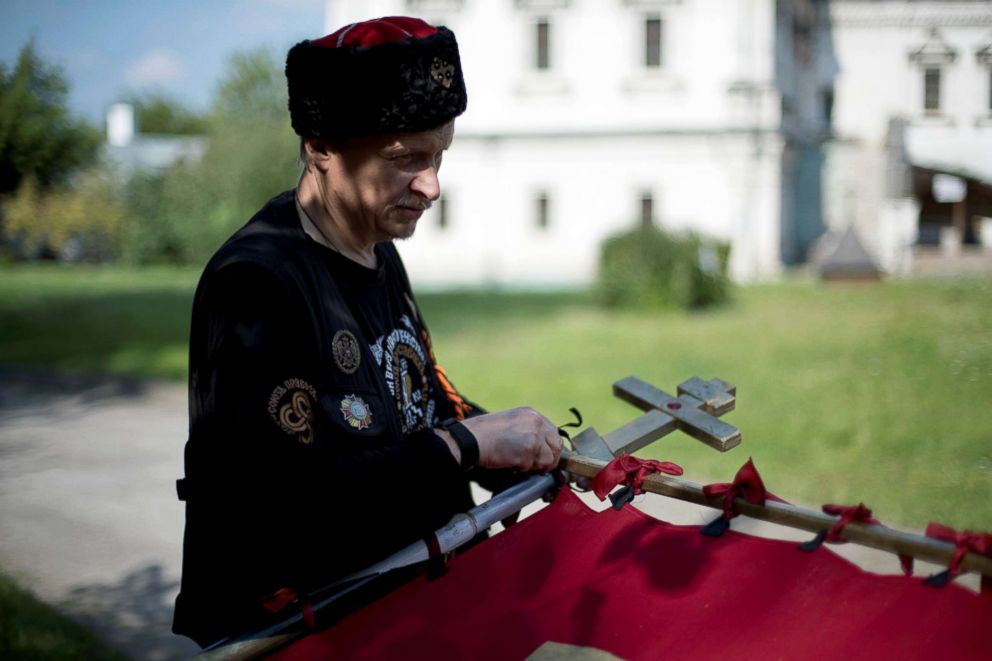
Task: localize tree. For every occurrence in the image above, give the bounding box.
[119,47,299,265]
[124,92,207,135]
[210,48,288,124]
[0,39,101,195]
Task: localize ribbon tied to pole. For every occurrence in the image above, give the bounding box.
[797,503,912,574]
[592,454,683,510]
[701,458,782,536]
[262,587,315,629]
[822,503,877,541]
[922,523,992,589]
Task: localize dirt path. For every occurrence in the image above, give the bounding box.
[0,370,199,660]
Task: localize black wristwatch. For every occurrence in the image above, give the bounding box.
[439,417,479,471]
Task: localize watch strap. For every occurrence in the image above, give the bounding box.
[440,417,479,470]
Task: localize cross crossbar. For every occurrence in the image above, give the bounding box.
[572,376,740,459]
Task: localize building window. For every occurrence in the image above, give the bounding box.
[640,192,654,228]
[536,191,550,229]
[923,67,941,112]
[980,44,992,113]
[437,194,449,230]
[909,28,956,115]
[535,18,551,70]
[645,16,663,68]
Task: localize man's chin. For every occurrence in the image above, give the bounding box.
[389,220,418,242]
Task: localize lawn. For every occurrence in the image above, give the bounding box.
[1,264,990,530]
[0,572,125,660]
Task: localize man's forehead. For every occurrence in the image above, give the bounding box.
[380,122,455,152]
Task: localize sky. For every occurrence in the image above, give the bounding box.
[0,0,326,124]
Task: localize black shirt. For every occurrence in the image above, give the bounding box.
[173,190,477,645]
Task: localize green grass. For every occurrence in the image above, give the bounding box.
[1,265,990,531]
[0,572,126,660]
[0,264,198,379]
[421,278,992,531]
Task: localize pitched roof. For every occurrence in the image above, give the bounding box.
[818,226,882,280]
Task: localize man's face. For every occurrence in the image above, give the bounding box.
[323,121,454,244]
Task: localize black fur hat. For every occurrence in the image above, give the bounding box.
[285,16,468,140]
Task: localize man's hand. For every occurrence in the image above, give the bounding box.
[436,407,562,472]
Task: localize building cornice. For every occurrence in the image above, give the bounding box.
[831,2,992,29]
[454,126,783,141]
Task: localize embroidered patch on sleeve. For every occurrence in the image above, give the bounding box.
[332,330,361,375]
[340,394,373,430]
[267,379,319,444]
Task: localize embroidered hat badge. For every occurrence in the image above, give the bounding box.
[332,329,361,374]
[340,394,373,430]
[430,57,454,89]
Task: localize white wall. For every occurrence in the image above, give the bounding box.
[827,1,992,271]
[402,130,783,287]
[324,0,785,285]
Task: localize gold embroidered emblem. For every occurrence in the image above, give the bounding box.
[340,394,372,430]
[332,330,361,374]
[268,379,318,444]
[430,57,454,89]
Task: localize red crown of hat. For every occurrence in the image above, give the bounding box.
[286,16,467,140]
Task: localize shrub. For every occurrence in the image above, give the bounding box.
[3,173,123,261]
[597,224,731,310]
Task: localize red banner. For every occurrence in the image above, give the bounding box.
[272,489,992,660]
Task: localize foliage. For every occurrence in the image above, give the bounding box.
[597,224,731,310]
[118,47,298,265]
[0,40,101,195]
[124,92,207,135]
[1,266,991,530]
[0,570,126,660]
[210,48,289,125]
[3,171,123,261]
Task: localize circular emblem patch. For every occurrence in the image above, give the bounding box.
[332,330,361,375]
[267,378,318,444]
[340,394,373,430]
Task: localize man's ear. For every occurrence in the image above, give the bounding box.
[304,138,333,170]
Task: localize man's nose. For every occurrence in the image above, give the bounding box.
[410,166,440,201]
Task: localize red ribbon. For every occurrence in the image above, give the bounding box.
[263,587,315,629]
[592,454,684,501]
[925,523,992,577]
[822,503,878,542]
[702,458,783,521]
[822,503,913,575]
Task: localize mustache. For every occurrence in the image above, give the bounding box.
[392,196,432,211]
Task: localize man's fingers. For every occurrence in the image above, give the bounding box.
[547,432,562,463]
[534,441,555,472]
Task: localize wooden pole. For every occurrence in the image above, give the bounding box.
[562,452,992,578]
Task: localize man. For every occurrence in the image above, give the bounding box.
[173,16,563,647]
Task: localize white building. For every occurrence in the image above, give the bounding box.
[323,0,834,286]
[102,103,206,178]
[827,0,992,276]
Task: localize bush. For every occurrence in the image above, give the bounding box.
[597,224,731,310]
[3,172,123,261]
